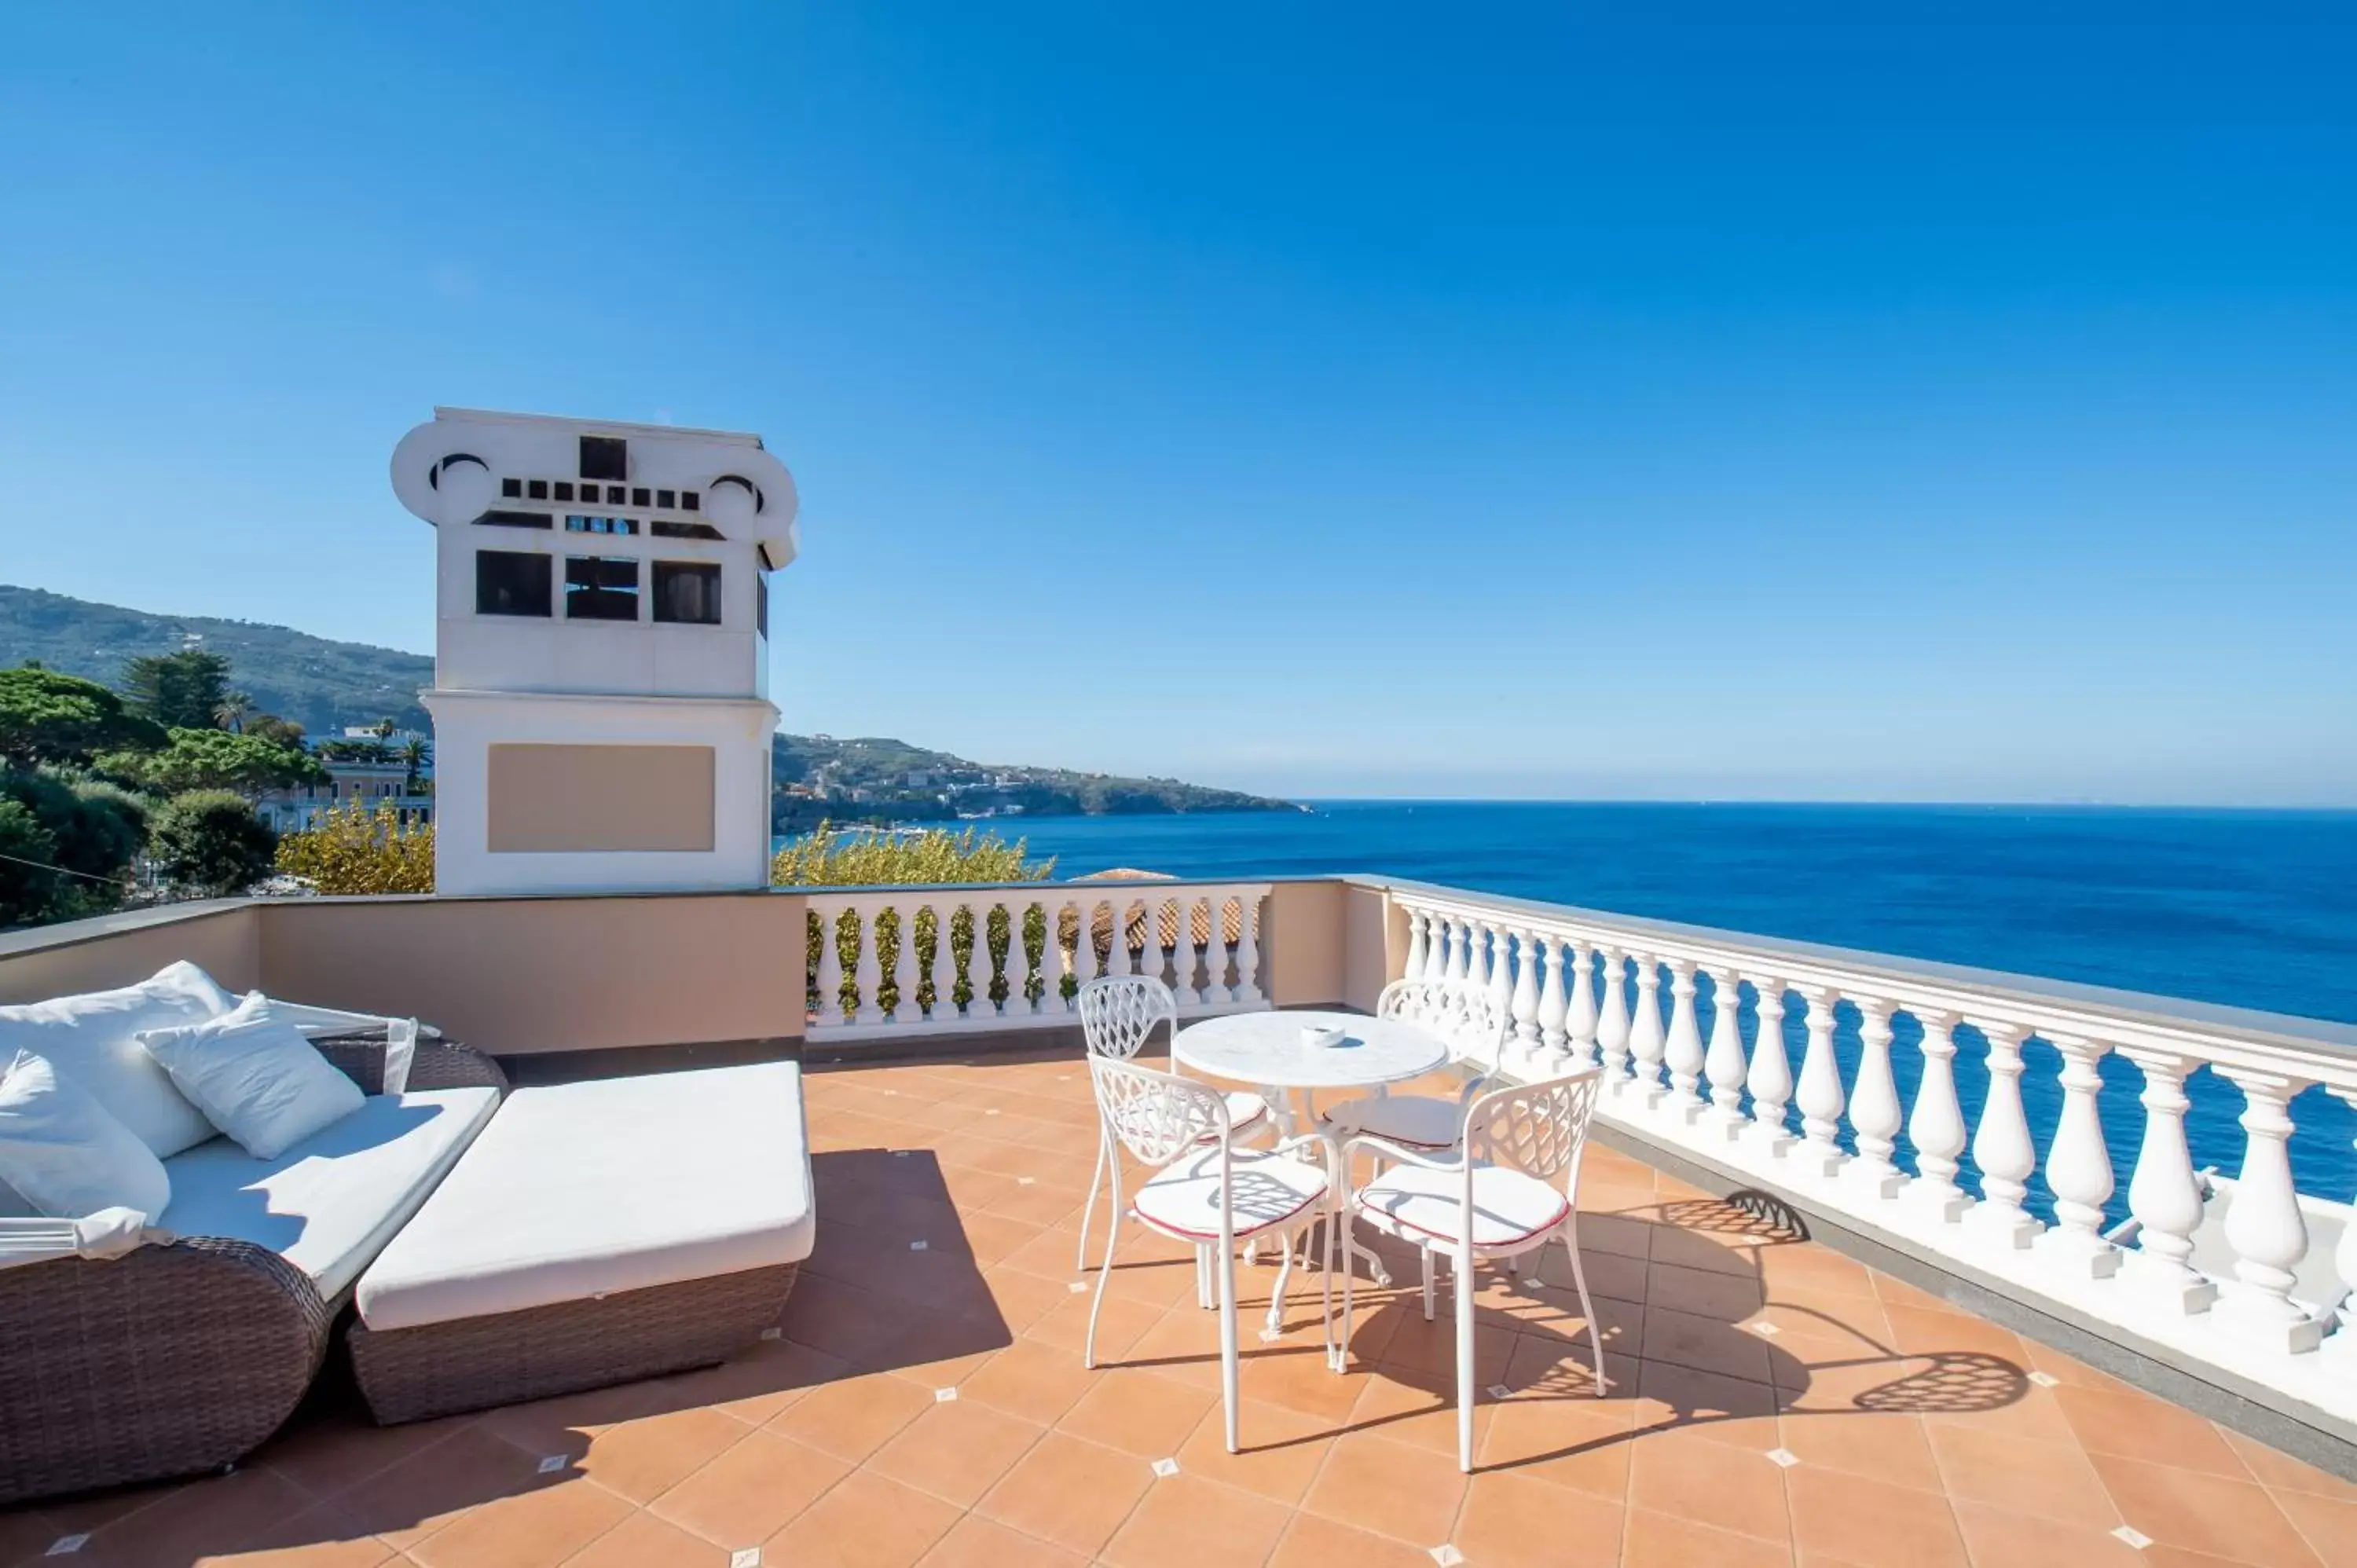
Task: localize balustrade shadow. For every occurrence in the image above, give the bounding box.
[22,1145,1009,1567]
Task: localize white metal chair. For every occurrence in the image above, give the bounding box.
[1319,978,1508,1154]
[1076,975,1271,1272]
[1083,1053,1336,1453]
[1340,1067,1607,1471]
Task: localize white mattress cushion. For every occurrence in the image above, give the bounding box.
[355,1061,816,1333]
[0,1051,173,1222]
[159,1086,500,1301]
[1355,1163,1571,1250]
[1131,1146,1329,1241]
[0,961,233,1158]
[138,992,367,1160]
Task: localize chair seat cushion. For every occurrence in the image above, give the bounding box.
[356,1062,815,1333]
[161,1086,500,1300]
[1221,1090,1271,1136]
[1354,1163,1570,1251]
[1132,1147,1328,1242]
[1322,1093,1461,1152]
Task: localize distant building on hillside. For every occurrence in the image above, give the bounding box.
[256,753,434,835]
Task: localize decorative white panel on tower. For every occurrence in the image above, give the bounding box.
[390,408,798,896]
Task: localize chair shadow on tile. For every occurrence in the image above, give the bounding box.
[3,1144,1014,1566]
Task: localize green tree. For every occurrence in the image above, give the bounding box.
[0,666,168,767]
[398,736,431,791]
[120,649,233,731]
[98,727,328,798]
[213,690,255,733]
[245,713,306,748]
[148,790,278,898]
[0,768,145,927]
[276,800,434,894]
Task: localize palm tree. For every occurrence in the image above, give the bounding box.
[213,691,254,733]
[399,737,431,793]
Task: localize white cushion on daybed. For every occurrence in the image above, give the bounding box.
[0,961,233,1159]
[160,1086,500,1301]
[356,1061,815,1334]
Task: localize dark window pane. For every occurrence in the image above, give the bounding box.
[476,551,552,617]
[526,479,548,500]
[757,573,769,637]
[681,490,700,511]
[606,485,626,504]
[565,555,640,620]
[474,509,553,529]
[579,435,628,482]
[500,478,522,498]
[631,487,651,507]
[656,489,676,509]
[553,481,574,502]
[653,562,723,625]
[651,519,724,540]
[564,515,640,535]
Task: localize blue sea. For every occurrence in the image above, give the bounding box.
[988,802,2357,1210]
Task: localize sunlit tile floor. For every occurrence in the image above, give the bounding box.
[8,1048,2355,1567]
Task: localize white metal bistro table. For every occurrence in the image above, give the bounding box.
[1173,1009,1451,1288]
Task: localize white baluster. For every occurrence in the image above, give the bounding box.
[1504,929,1535,1057]
[2038,1035,2121,1278]
[885,903,912,1024]
[1172,896,1204,1008]
[1700,966,1748,1141]
[1792,985,1846,1178]
[1903,1009,1970,1222]
[1052,899,1078,1013]
[1626,954,1667,1108]
[998,900,1032,1017]
[1566,942,1599,1065]
[1469,921,1495,998]
[927,901,957,1022]
[1662,959,1706,1123]
[1965,1021,2040,1249]
[1235,893,1265,1004]
[959,901,986,1008]
[1201,895,1231,1005]
[1403,909,1430,984]
[2214,1068,2322,1353]
[1744,977,1795,1156]
[1537,936,1569,1059]
[2120,1048,2216,1313]
[1424,910,1452,980]
[815,903,846,1028]
[852,905,885,1026]
[1844,998,1903,1199]
[1446,918,1472,986]
[2328,1090,2357,1367]
[1108,900,1132,979]
[1593,947,1631,1091]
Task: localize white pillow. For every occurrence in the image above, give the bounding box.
[0,960,233,1158]
[0,1051,172,1221]
[136,993,366,1160]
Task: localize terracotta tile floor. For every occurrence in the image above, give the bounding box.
[9,1049,2356,1567]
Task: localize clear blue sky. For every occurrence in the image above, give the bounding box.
[3,5,2352,804]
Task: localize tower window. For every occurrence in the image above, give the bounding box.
[651,519,724,540]
[565,556,640,621]
[476,551,552,617]
[474,509,553,529]
[565,515,639,535]
[656,488,676,509]
[500,478,522,498]
[526,479,548,500]
[757,573,769,637]
[579,435,628,482]
[681,489,700,511]
[653,562,723,625]
[631,487,651,507]
[606,485,625,504]
[553,481,574,502]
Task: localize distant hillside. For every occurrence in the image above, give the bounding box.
[0,585,1299,820]
[0,584,433,737]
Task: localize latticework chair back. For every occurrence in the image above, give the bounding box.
[1078,975,1178,1061]
[1464,1068,1604,1193]
[1376,977,1509,1072]
[1085,1053,1230,1168]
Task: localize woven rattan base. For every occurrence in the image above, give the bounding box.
[347,1262,799,1424]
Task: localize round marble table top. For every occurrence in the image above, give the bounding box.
[1172,1009,1450,1091]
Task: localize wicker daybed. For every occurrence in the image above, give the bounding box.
[0,1031,506,1506]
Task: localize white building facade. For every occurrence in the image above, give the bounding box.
[390,408,798,896]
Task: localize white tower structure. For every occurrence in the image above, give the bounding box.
[390,408,798,896]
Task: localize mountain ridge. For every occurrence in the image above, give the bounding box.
[0,584,1297,820]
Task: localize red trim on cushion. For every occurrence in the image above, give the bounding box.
[1353,1185,1571,1251]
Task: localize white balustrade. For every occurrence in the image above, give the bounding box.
[1700,965,1748,1141]
[1845,998,1904,1199]
[1376,881,2357,1434]
[805,882,1270,1041]
[1626,954,1668,1107]
[1662,959,1706,1122]
[2040,1035,2121,1278]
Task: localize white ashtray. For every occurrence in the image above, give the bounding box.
[1301,1024,1349,1050]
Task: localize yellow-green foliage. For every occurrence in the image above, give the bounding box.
[773,822,1054,1017]
[274,801,434,895]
